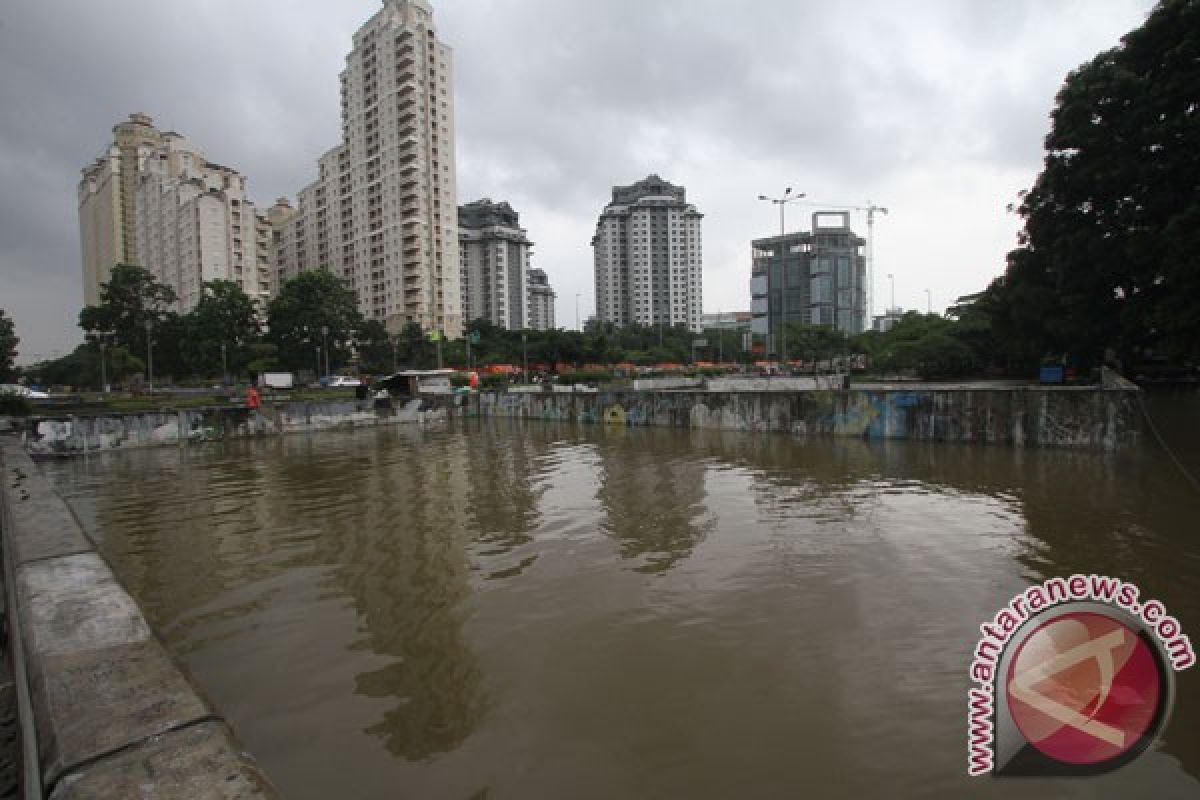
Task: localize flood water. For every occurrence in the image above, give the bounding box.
[42,394,1200,799]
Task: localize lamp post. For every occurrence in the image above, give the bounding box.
[757,187,806,366]
[220,342,228,385]
[143,319,154,393]
[888,273,896,312]
[522,332,528,384]
[320,325,330,379]
[391,335,398,372]
[314,346,321,382]
[99,339,108,393]
[925,288,932,315]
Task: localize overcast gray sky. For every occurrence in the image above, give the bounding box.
[0,0,1154,362]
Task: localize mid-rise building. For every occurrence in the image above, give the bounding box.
[527,268,556,331]
[872,308,905,333]
[273,0,461,337]
[78,114,272,312]
[592,175,703,332]
[750,211,867,353]
[458,199,531,330]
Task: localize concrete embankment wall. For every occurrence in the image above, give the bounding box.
[465,386,1141,450]
[21,398,448,457]
[0,439,279,798]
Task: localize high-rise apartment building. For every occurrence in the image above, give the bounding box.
[750,211,867,353]
[458,199,531,330]
[273,0,461,337]
[78,113,162,305]
[527,269,556,331]
[78,114,272,311]
[592,175,703,332]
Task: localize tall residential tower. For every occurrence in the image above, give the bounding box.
[274,0,461,337]
[78,114,272,312]
[458,198,532,330]
[592,175,703,332]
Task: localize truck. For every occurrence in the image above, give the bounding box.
[258,372,295,390]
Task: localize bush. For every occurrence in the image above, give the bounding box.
[0,394,31,416]
[557,370,614,385]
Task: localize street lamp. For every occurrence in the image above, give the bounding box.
[314,346,321,382]
[522,332,528,384]
[143,319,154,393]
[888,273,896,312]
[320,325,330,379]
[925,288,932,315]
[391,335,398,372]
[220,342,228,385]
[92,330,114,393]
[758,187,806,366]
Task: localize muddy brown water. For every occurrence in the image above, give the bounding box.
[42,394,1200,798]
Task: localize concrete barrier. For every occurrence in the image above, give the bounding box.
[19,397,450,457]
[0,439,279,798]
[464,384,1142,451]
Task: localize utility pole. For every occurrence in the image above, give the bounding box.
[888,273,896,312]
[144,319,154,393]
[757,187,806,367]
[320,325,330,379]
[925,288,932,314]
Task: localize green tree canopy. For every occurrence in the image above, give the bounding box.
[0,308,18,382]
[1004,0,1200,366]
[266,270,365,373]
[78,264,183,382]
[182,280,261,379]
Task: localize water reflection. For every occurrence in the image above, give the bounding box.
[38,398,1200,798]
[591,425,715,573]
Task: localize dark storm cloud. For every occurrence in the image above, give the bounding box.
[0,0,1152,358]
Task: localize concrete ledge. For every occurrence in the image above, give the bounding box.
[49,721,274,800]
[0,439,278,798]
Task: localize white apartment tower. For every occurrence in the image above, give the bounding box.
[274,0,461,337]
[458,199,532,330]
[592,175,703,332]
[527,268,556,331]
[78,113,272,311]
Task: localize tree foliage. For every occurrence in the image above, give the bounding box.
[0,308,18,382]
[182,280,261,379]
[1002,0,1200,365]
[266,270,364,373]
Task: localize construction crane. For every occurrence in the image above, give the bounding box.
[801,201,889,328]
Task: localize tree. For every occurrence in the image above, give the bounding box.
[266,270,364,373]
[79,264,182,380]
[181,280,261,379]
[0,309,17,382]
[1004,0,1200,366]
[356,318,394,374]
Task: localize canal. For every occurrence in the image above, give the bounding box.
[41,397,1200,799]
